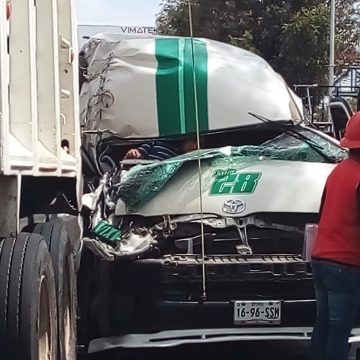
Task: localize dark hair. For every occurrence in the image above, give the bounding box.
[61,139,69,148]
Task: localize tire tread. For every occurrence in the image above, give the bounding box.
[0,233,57,359]
[7,233,31,357]
[33,222,77,360]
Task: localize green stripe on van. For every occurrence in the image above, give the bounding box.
[155,38,182,136]
[155,38,209,136]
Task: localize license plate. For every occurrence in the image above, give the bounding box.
[234,301,281,325]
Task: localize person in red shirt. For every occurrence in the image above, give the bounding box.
[311,112,360,360]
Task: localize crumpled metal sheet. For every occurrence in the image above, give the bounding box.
[116,161,183,212]
[80,35,304,140]
[115,130,347,212]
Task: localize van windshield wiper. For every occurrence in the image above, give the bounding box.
[248,112,337,163]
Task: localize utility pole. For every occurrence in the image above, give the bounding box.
[329,0,336,97]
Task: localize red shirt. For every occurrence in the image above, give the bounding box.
[312,158,360,267]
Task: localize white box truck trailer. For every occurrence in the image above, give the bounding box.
[0,1,81,359]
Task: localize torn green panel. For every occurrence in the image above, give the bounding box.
[117,161,183,213]
[93,221,122,242]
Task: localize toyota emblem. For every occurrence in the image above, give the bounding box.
[223,199,246,214]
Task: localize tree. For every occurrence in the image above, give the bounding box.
[276,4,331,84]
[336,0,360,66]
[157,0,360,85]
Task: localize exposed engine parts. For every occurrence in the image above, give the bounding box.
[82,180,307,261]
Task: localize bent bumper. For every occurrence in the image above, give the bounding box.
[89,327,360,359]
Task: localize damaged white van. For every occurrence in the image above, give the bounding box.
[77,35,360,359]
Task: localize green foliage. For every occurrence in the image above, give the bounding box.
[157,0,360,85]
[278,4,331,84]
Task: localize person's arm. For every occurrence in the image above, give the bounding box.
[123,141,155,160]
[137,142,153,158]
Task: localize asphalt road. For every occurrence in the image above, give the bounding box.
[88,341,311,360]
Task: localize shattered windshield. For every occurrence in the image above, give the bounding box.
[258,128,346,162]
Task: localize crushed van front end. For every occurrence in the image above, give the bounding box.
[78,129,360,358]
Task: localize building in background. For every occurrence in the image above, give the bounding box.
[78,24,157,48]
[333,67,360,97]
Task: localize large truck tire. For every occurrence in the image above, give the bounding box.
[33,222,77,360]
[0,233,58,359]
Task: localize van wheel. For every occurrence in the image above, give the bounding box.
[0,233,58,359]
[33,222,77,360]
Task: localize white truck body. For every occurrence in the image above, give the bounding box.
[0,2,82,359]
[0,0,80,177]
[0,0,81,239]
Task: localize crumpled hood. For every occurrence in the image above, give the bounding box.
[115,160,335,217]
